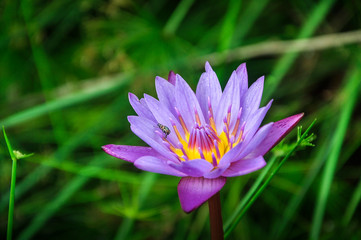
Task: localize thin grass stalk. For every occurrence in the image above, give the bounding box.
[263,0,336,101]
[7,158,17,240]
[342,177,361,226]
[4,127,17,240]
[6,157,16,238]
[225,120,316,238]
[272,136,331,239]
[163,0,195,36]
[310,66,361,240]
[224,155,278,232]
[113,173,157,240]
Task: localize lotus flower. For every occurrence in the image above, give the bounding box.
[103,62,303,213]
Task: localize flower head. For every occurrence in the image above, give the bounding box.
[103,62,303,212]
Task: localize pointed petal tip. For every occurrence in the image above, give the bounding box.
[296,112,305,118]
[258,75,265,83]
[249,112,304,157]
[127,115,134,122]
[236,62,246,70]
[155,76,162,82]
[168,71,176,85]
[205,61,213,72]
[128,92,136,100]
[102,144,160,163]
[236,62,247,75]
[101,144,111,152]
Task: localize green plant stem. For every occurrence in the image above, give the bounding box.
[224,155,277,233]
[225,120,316,238]
[7,158,17,240]
[4,127,17,240]
[208,192,224,240]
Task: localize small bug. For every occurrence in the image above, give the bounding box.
[157,123,171,138]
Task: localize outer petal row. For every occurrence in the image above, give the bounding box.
[134,156,187,177]
[248,113,304,158]
[128,116,178,162]
[104,113,303,178]
[177,176,226,213]
[102,144,161,163]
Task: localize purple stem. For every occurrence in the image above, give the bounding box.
[208,192,224,240]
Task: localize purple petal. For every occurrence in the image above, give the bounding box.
[128,116,178,161]
[248,113,304,157]
[128,93,155,121]
[222,156,266,177]
[237,122,273,160]
[144,94,185,142]
[134,156,187,177]
[169,159,214,177]
[177,176,226,213]
[242,99,273,143]
[155,76,177,117]
[175,74,205,128]
[102,144,162,163]
[215,71,241,133]
[203,162,231,179]
[196,62,222,119]
[236,63,248,100]
[241,76,264,122]
[216,121,273,168]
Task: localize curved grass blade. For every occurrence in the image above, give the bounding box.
[225,119,317,239]
[4,127,17,240]
[224,155,278,232]
[310,64,361,240]
[163,0,195,36]
[263,0,336,102]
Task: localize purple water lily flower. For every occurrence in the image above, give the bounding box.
[103,62,303,213]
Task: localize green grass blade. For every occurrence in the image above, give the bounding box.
[272,135,331,239]
[0,73,130,127]
[225,119,316,238]
[163,0,195,36]
[263,0,336,101]
[310,66,361,240]
[217,0,242,52]
[342,177,361,226]
[224,155,278,232]
[17,156,106,240]
[23,155,141,184]
[0,94,128,212]
[113,173,157,240]
[7,155,16,240]
[231,0,270,47]
[3,126,16,161]
[4,127,17,240]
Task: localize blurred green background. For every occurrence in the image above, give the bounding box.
[1,0,361,239]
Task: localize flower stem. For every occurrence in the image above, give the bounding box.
[208,192,224,240]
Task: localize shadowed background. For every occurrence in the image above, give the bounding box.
[0,0,361,239]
